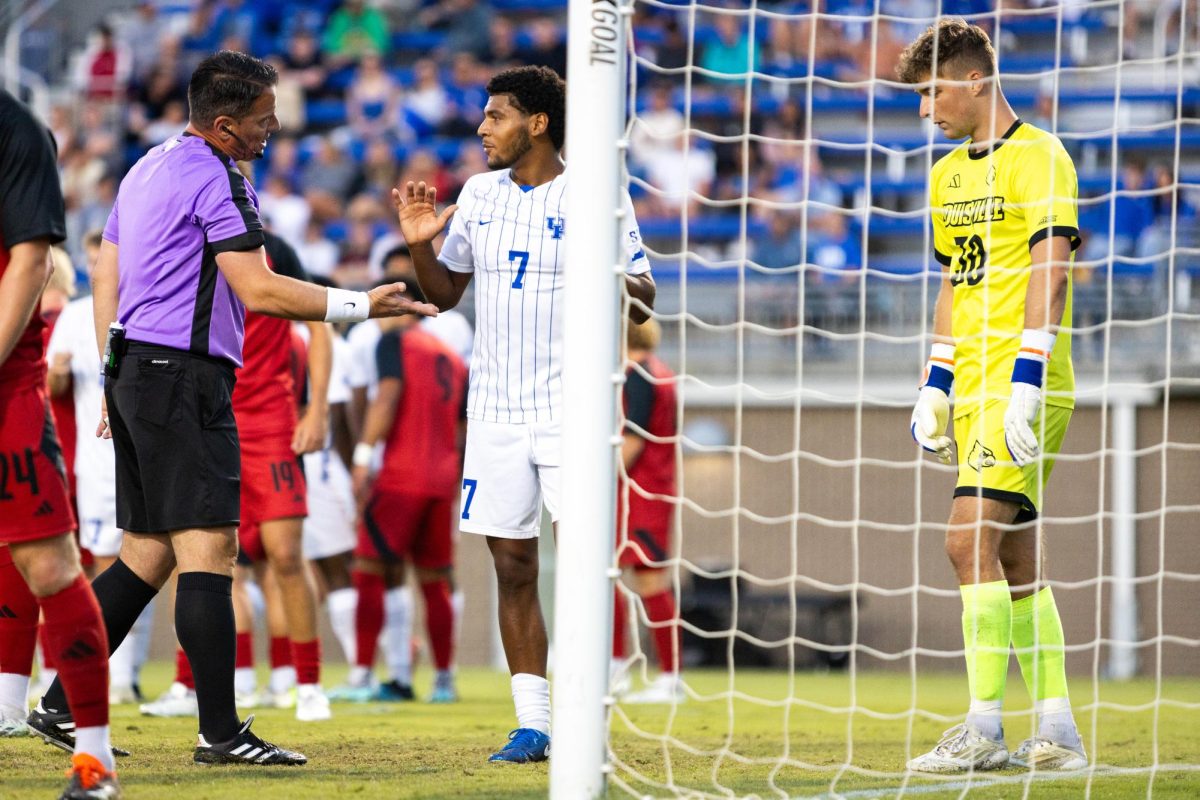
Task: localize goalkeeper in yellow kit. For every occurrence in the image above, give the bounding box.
[897,19,1088,773]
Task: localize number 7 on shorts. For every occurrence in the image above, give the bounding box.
[461,478,478,520]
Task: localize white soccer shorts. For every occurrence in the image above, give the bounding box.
[79,516,123,558]
[301,449,357,560]
[459,419,560,539]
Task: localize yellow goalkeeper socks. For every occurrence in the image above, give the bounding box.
[960,580,1012,740]
[1012,587,1079,744]
[1011,587,1068,701]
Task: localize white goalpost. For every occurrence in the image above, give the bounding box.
[556,0,1200,797]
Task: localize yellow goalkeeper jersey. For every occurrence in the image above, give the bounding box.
[929,119,1080,418]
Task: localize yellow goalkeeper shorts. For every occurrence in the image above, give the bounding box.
[952,401,1072,514]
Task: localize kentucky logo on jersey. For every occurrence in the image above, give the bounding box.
[942,196,1006,227]
[546,216,565,240]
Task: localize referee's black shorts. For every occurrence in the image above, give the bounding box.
[106,342,240,533]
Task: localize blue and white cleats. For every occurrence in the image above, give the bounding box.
[488,728,550,763]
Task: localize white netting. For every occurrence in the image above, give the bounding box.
[606,0,1200,796]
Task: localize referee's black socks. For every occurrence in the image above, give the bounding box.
[176,571,240,742]
[41,558,158,713]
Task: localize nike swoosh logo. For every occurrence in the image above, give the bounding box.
[478,220,492,226]
[344,302,356,311]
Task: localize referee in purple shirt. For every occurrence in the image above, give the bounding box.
[30,51,436,765]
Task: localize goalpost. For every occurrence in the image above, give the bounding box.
[555,0,1199,797]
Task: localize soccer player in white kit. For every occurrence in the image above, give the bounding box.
[46,231,154,705]
[393,65,655,763]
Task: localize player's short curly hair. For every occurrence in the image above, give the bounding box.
[896,19,996,85]
[486,66,567,150]
[188,50,277,127]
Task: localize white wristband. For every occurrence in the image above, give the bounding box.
[1018,328,1057,364]
[352,442,374,468]
[325,288,371,324]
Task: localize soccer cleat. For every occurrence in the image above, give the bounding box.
[234,689,260,709]
[488,728,551,764]
[108,685,140,706]
[193,715,307,766]
[139,682,197,717]
[0,704,29,737]
[59,752,121,799]
[1011,736,1088,770]
[373,680,414,702]
[428,673,457,704]
[295,684,332,722]
[28,702,130,758]
[624,673,686,705]
[907,723,1009,773]
[327,682,374,703]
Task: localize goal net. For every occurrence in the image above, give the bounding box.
[585,0,1200,797]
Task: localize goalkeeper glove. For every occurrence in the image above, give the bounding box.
[1004,329,1055,466]
[911,343,955,464]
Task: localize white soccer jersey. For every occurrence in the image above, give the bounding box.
[439,169,650,424]
[46,295,115,522]
[344,313,473,399]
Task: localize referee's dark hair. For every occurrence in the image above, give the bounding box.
[188,51,278,128]
[487,66,566,150]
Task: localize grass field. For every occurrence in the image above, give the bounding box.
[3,664,1198,799]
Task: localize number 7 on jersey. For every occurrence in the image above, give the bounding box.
[508,250,529,290]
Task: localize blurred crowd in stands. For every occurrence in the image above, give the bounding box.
[49,0,1196,325]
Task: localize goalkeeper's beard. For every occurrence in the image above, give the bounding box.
[486,129,533,170]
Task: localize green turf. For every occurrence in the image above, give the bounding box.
[3,664,1198,799]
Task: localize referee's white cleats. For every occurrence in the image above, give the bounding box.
[910,386,954,464]
[1011,736,1088,771]
[907,723,1009,773]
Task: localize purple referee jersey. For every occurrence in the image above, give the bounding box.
[103,133,264,367]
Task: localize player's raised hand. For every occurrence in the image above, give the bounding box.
[392,181,458,246]
[367,281,439,319]
[911,386,953,464]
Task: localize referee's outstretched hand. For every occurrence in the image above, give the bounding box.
[367,282,439,319]
[393,181,458,246]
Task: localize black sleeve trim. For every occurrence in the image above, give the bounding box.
[208,230,266,253]
[1028,225,1081,252]
[264,231,308,281]
[952,486,1037,515]
[934,249,952,267]
[623,365,655,432]
[375,331,404,380]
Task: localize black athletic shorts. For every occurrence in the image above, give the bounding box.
[106,342,240,533]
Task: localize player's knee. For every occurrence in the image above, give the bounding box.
[269,547,305,578]
[492,548,538,590]
[944,533,983,575]
[11,537,83,597]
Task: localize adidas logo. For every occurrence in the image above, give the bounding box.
[0,605,18,618]
[60,640,98,661]
[33,500,54,517]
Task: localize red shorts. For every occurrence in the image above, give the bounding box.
[0,385,76,544]
[237,433,307,562]
[356,487,453,570]
[616,491,673,569]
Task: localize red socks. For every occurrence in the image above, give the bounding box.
[612,587,628,660]
[643,590,680,674]
[174,647,195,690]
[38,575,108,727]
[291,639,320,685]
[353,571,385,669]
[235,632,254,670]
[0,548,38,676]
[419,580,454,671]
[268,636,291,670]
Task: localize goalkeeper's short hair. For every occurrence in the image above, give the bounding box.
[896,18,996,84]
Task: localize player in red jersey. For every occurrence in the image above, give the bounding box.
[340,277,468,703]
[0,88,119,798]
[611,319,684,704]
